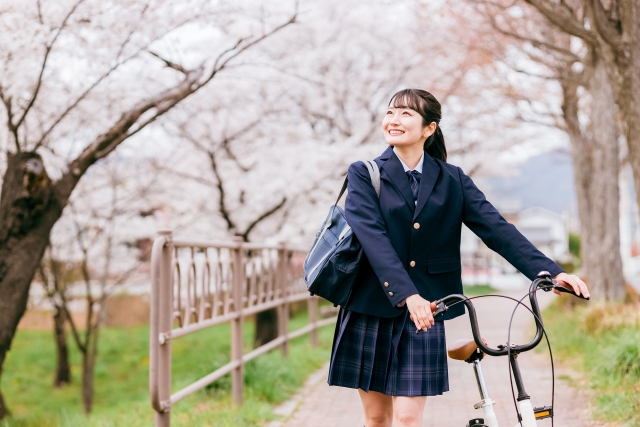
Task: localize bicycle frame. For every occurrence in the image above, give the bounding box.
[432,271,588,427]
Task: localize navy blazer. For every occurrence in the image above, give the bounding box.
[344,146,563,321]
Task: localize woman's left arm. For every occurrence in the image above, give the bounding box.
[457,166,590,298]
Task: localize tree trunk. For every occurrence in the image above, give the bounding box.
[254,309,278,348]
[586,2,640,259]
[53,305,71,387]
[561,52,625,301]
[0,351,9,418]
[81,322,100,414]
[610,60,640,238]
[0,152,67,418]
[81,351,94,414]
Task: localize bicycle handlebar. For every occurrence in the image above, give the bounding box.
[430,271,589,357]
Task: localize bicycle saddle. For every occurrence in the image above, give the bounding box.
[447,337,487,361]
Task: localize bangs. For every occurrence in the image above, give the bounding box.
[388,89,426,113]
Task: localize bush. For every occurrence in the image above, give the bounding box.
[543,299,640,426]
[602,332,640,378]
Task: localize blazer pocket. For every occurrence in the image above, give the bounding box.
[427,257,460,274]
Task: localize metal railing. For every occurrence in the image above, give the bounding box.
[149,231,337,427]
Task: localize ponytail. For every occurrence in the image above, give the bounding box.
[424,125,447,162]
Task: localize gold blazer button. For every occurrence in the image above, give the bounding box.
[410,261,416,267]
[384,282,389,287]
[388,291,394,296]
[414,223,420,229]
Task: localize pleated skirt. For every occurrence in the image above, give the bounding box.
[327,307,449,396]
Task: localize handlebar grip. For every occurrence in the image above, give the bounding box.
[554,284,590,300]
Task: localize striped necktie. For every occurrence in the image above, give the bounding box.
[407,170,421,202]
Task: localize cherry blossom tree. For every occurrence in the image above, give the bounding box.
[477,0,625,300]
[520,0,640,270]
[0,0,296,417]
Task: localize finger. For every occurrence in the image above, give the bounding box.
[553,289,561,295]
[557,275,579,295]
[413,311,425,331]
[575,276,590,298]
[412,316,421,331]
[422,306,432,326]
[417,307,429,330]
[420,307,432,329]
[427,302,436,326]
[427,311,435,326]
[566,276,581,296]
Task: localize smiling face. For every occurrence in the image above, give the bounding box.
[382,107,436,148]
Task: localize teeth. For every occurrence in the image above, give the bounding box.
[389,130,404,134]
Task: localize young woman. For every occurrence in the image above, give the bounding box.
[327,88,590,427]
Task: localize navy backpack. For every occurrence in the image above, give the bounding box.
[303,160,380,306]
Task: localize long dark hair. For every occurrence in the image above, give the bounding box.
[388,88,447,162]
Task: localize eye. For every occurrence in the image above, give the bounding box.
[402,111,410,115]
[386,110,392,115]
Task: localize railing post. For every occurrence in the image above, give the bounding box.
[153,230,173,427]
[277,243,289,357]
[308,296,319,348]
[231,237,245,405]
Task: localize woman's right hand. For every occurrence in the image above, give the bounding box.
[406,294,435,331]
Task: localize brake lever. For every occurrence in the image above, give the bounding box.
[433,301,448,317]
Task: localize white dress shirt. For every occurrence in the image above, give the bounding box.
[393,147,424,174]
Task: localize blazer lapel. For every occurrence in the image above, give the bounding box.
[379,146,415,211]
[413,153,441,220]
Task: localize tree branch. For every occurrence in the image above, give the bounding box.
[202,13,297,86]
[208,150,235,231]
[524,0,597,44]
[0,87,19,151]
[489,19,581,62]
[36,0,44,24]
[54,12,297,203]
[241,196,288,241]
[35,17,195,150]
[588,0,624,51]
[35,58,128,149]
[150,159,219,188]
[148,51,189,74]
[60,295,86,354]
[14,0,86,131]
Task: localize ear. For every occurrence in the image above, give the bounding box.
[422,122,437,138]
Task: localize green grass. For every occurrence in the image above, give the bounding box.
[542,301,640,426]
[462,284,498,296]
[0,310,335,427]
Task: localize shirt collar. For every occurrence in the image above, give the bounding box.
[393,147,424,173]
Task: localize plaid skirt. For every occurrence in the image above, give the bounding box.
[327,307,449,396]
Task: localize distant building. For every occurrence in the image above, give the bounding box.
[516,207,571,263]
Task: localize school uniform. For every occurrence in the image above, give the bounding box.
[328,145,563,396]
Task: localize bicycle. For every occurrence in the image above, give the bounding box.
[428,271,590,427]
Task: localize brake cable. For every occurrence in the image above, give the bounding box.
[439,288,555,427]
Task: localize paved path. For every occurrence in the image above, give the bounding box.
[275,290,603,426]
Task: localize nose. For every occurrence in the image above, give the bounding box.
[388,112,401,125]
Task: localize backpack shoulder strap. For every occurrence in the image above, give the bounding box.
[362,160,380,198]
[333,160,381,209]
